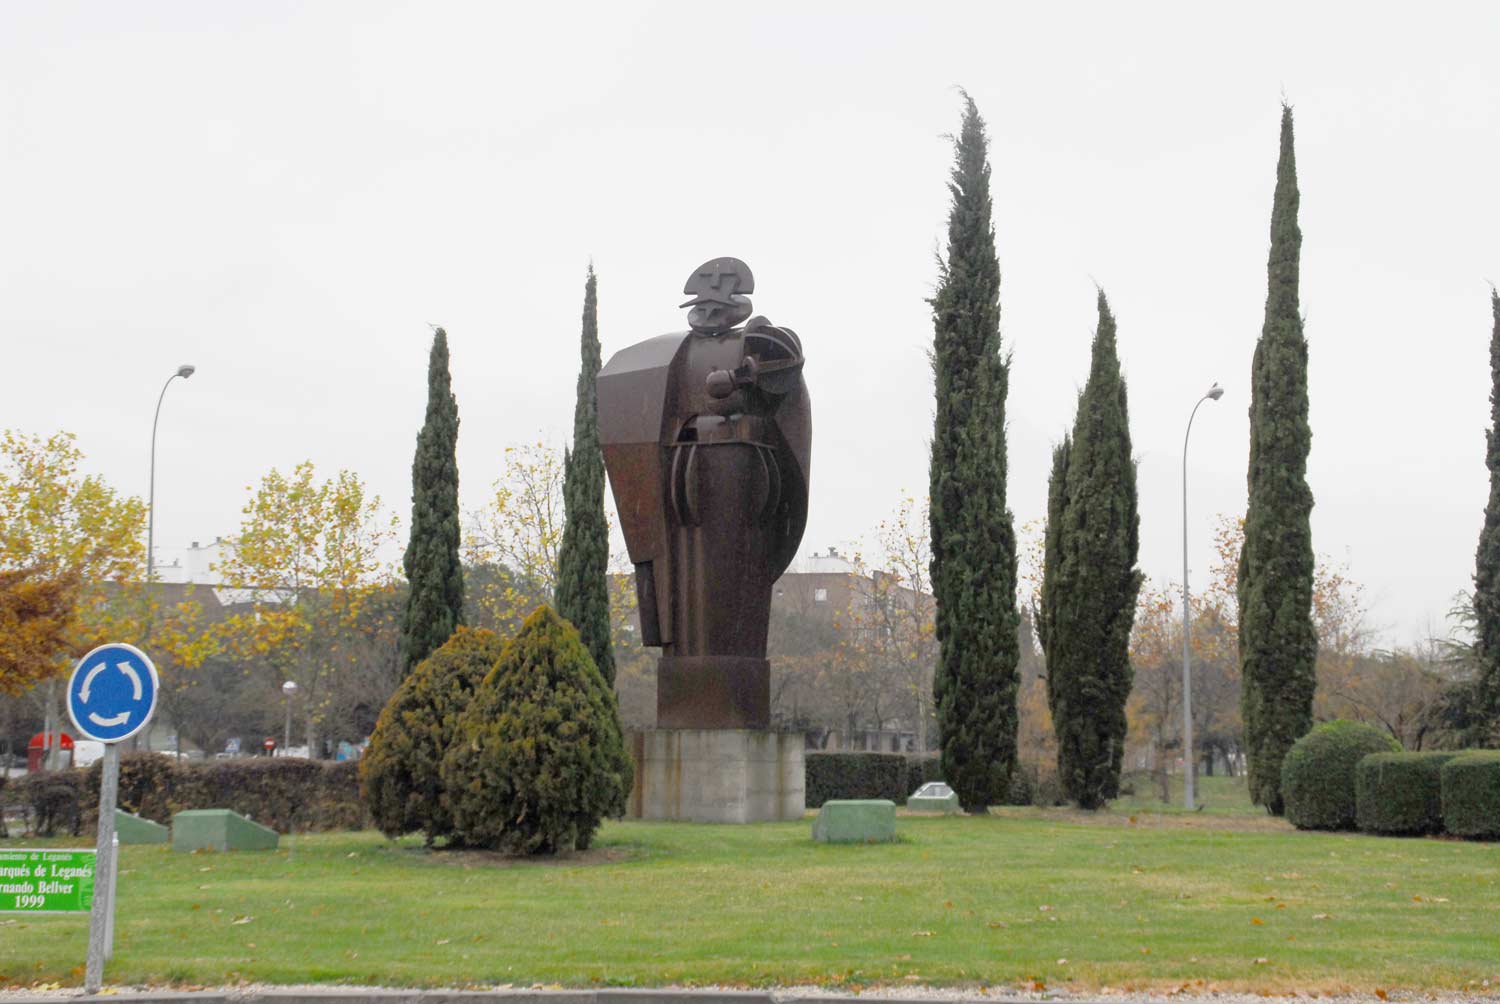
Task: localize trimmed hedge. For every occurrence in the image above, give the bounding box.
[1282,720,1400,831]
[5,770,86,836]
[1355,752,1459,835]
[2,753,367,837]
[1441,750,1500,840]
[805,752,946,808]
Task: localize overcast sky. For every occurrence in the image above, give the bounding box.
[3,2,1497,647]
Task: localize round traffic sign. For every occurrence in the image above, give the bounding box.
[66,643,160,743]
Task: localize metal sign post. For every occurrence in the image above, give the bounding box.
[65,642,159,994]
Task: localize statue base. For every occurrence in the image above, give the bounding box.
[656,656,770,729]
[626,729,805,823]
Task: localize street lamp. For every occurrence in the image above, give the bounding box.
[282,680,298,756]
[146,364,196,586]
[1182,381,1223,811]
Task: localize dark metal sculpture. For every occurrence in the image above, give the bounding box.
[598,258,810,729]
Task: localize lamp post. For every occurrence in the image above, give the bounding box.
[146,364,196,587]
[282,680,298,756]
[1182,382,1223,811]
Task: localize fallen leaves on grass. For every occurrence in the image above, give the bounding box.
[231,915,253,925]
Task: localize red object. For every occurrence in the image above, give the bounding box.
[263,738,276,750]
[26,732,74,772]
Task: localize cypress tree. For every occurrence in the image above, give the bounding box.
[398,327,464,676]
[1473,287,1500,742]
[1036,435,1070,669]
[1042,291,1141,809]
[929,94,1021,813]
[556,265,615,685]
[1239,105,1318,814]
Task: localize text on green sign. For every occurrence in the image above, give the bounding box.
[0,849,96,913]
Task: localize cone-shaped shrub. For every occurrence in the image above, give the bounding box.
[1355,751,1460,836]
[442,606,633,854]
[1281,720,1399,831]
[361,627,505,843]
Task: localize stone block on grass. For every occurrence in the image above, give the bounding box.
[906,791,960,814]
[115,809,169,844]
[171,809,279,852]
[812,799,897,844]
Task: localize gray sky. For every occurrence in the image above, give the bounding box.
[3,2,1497,647]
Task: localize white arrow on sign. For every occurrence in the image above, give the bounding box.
[89,711,131,727]
[79,662,107,703]
[118,662,143,700]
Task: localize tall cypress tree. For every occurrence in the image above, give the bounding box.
[556,265,615,685]
[1042,291,1141,809]
[1473,287,1500,742]
[1037,435,1070,671]
[1239,105,1318,814]
[399,327,464,676]
[929,95,1021,813]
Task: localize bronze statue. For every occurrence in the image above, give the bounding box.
[598,258,810,729]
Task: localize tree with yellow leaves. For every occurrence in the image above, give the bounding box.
[464,442,564,637]
[215,461,396,757]
[0,430,146,694]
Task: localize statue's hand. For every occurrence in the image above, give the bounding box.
[707,357,761,399]
[706,369,736,399]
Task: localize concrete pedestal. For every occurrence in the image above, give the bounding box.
[627,729,805,823]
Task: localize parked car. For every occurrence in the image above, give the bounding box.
[911,781,954,800]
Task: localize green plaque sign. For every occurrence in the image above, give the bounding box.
[0,848,96,914]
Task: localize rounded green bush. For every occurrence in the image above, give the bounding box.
[1281,720,1400,830]
[361,626,506,842]
[1354,751,1459,835]
[1440,750,1500,840]
[441,606,633,854]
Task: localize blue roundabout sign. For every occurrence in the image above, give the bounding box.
[66,643,160,744]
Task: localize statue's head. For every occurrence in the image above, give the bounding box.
[680,257,754,334]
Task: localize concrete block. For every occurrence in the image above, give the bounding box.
[812,799,897,843]
[626,729,805,823]
[115,809,170,844]
[906,792,960,814]
[171,809,278,852]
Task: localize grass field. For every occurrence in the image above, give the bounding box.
[4,794,1498,994]
[1110,772,1263,816]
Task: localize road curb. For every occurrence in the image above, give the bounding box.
[0,991,1047,1004]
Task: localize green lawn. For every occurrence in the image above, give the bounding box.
[1110,772,1264,816]
[3,810,1497,993]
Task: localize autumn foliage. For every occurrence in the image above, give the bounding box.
[0,430,145,693]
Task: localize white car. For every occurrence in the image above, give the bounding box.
[911,781,954,800]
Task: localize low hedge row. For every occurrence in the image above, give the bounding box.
[1440,750,1500,839]
[1,754,367,836]
[1283,721,1402,830]
[1354,752,1459,835]
[1297,739,1500,840]
[804,752,1040,808]
[805,752,941,807]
